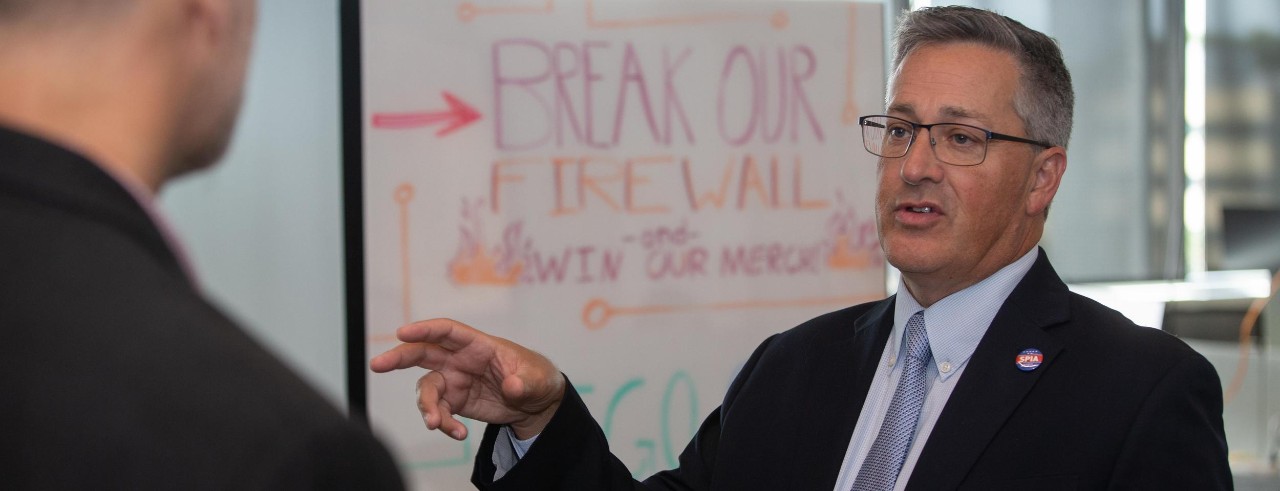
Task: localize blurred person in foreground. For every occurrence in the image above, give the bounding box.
[0,1,402,488]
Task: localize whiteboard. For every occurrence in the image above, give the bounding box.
[355,1,886,489]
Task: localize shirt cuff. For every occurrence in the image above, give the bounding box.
[508,426,538,457]
[492,425,540,480]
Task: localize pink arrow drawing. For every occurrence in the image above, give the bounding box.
[371,91,481,136]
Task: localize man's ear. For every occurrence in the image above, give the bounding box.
[180,0,234,50]
[1026,146,1066,217]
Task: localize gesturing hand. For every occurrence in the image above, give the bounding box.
[369,318,565,440]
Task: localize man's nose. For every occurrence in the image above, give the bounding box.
[898,129,943,185]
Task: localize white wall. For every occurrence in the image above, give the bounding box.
[160,0,348,407]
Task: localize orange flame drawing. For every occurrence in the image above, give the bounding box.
[448,199,525,286]
[824,191,879,270]
[827,234,876,270]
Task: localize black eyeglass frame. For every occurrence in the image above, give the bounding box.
[858,114,1057,166]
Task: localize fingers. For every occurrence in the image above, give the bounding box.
[395,318,479,351]
[416,372,468,440]
[369,341,452,373]
[370,318,497,373]
[435,399,469,440]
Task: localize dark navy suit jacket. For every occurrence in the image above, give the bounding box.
[473,249,1231,490]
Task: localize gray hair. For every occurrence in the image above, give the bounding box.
[890,6,1074,149]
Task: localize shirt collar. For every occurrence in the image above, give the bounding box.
[890,247,1040,380]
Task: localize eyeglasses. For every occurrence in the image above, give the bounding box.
[858,115,1055,166]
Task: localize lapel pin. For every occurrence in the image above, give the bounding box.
[1015,348,1043,372]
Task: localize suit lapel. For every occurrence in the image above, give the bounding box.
[906,251,1072,490]
[847,296,897,416]
[790,298,895,489]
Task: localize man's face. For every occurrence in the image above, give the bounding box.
[875,42,1059,303]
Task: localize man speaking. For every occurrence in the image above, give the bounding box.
[372,6,1231,490]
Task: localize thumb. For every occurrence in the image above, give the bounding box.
[501,371,563,413]
[501,373,529,404]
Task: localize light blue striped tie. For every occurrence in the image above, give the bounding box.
[852,311,932,491]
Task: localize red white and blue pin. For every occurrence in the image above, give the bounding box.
[1015,349,1044,372]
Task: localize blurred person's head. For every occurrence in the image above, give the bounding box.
[0,0,258,191]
